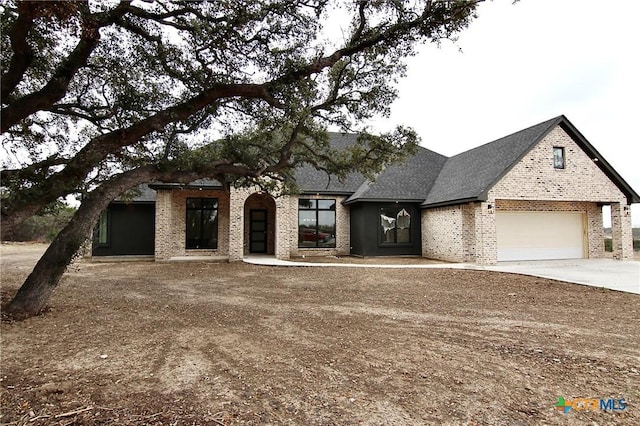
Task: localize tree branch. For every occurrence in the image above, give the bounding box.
[2,82,282,225]
[1,8,36,100]
[0,154,68,182]
[0,1,132,133]
[275,0,480,86]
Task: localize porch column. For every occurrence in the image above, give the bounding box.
[228,189,246,261]
[585,203,604,259]
[274,196,292,260]
[473,201,497,265]
[154,190,173,260]
[611,202,633,260]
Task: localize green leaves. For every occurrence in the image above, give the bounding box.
[1,0,480,226]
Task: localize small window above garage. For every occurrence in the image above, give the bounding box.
[553,146,565,169]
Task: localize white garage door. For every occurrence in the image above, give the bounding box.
[496,211,586,261]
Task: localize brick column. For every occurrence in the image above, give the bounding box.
[611,202,633,260]
[229,189,247,261]
[474,201,497,265]
[274,196,292,260]
[586,203,604,259]
[154,190,173,260]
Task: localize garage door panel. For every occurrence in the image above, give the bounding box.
[496,211,585,261]
[497,246,584,262]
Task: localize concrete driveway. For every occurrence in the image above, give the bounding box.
[484,259,640,295]
[245,256,640,295]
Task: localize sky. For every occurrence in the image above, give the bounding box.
[371,0,640,226]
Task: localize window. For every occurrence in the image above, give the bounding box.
[553,146,565,169]
[96,210,109,246]
[380,206,411,244]
[186,198,218,249]
[298,199,336,248]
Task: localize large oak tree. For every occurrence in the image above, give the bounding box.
[1,0,480,319]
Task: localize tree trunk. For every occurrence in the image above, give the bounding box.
[4,190,108,320]
[2,167,163,320]
[3,152,270,320]
[2,165,222,320]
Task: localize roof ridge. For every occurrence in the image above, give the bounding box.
[422,115,565,207]
[449,115,563,159]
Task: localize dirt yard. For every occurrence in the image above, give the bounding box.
[1,244,638,425]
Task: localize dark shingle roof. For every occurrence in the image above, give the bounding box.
[148,178,223,190]
[118,115,640,205]
[294,133,367,194]
[422,116,560,207]
[344,146,447,203]
[114,183,157,202]
[123,179,223,202]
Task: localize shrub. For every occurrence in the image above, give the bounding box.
[605,237,640,252]
[4,206,76,242]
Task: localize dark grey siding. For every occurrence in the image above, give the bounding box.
[349,202,421,256]
[92,203,155,256]
[349,204,366,255]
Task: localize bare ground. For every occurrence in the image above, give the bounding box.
[1,243,639,425]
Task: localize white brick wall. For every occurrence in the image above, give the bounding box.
[488,126,626,202]
[422,205,465,262]
[423,125,633,264]
[488,126,632,262]
[288,195,350,258]
[154,188,230,260]
[228,187,253,261]
[151,126,633,264]
[173,186,349,261]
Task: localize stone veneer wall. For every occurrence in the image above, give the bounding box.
[154,188,230,260]
[421,205,465,262]
[487,125,632,261]
[422,125,633,264]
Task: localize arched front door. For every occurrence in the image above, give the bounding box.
[244,193,276,255]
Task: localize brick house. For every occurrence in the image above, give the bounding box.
[92,115,638,265]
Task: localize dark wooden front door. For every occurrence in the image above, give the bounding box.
[249,209,268,253]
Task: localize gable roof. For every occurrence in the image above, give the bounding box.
[119,115,639,205]
[344,146,447,203]
[422,115,639,206]
[422,116,560,207]
[555,117,639,204]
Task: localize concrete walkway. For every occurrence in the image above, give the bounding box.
[243,256,640,295]
[243,255,474,269]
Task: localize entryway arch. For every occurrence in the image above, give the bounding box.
[244,193,276,255]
